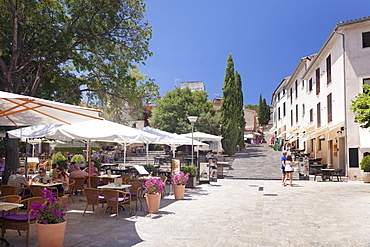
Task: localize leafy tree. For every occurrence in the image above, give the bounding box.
[351,84,370,128]
[245,104,258,111]
[149,88,220,135]
[0,0,156,106]
[258,94,271,125]
[221,55,239,156]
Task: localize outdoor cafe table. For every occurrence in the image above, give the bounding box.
[0,202,23,212]
[30,182,63,187]
[320,169,335,181]
[97,184,131,190]
[98,174,121,179]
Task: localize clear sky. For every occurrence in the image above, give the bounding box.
[139,0,370,105]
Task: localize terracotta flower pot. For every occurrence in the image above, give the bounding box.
[36,220,67,247]
[145,193,161,213]
[173,184,185,200]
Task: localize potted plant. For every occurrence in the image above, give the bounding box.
[181,165,197,188]
[360,155,370,182]
[144,164,158,176]
[171,172,189,200]
[31,189,67,247]
[142,177,166,213]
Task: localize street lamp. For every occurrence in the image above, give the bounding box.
[187,116,198,166]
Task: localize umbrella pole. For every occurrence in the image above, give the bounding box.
[146,143,149,164]
[87,140,91,188]
[124,143,127,165]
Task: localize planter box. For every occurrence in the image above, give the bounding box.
[186,176,197,188]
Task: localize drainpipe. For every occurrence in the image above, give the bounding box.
[334,30,348,177]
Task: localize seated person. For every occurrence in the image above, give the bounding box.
[84,162,98,176]
[69,163,88,178]
[209,160,217,178]
[33,168,51,183]
[8,168,30,195]
[67,162,76,173]
[55,166,69,193]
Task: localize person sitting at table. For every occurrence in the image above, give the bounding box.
[68,162,76,173]
[49,163,58,179]
[69,163,88,179]
[33,168,51,183]
[84,161,98,176]
[8,168,30,195]
[55,166,69,192]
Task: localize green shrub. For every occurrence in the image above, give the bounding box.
[54,146,100,154]
[71,154,85,164]
[57,160,68,170]
[181,165,198,177]
[144,164,158,176]
[361,155,370,172]
[51,152,66,164]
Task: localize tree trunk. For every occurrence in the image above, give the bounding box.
[3,130,19,184]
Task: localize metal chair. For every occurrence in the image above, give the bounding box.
[330,168,343,182]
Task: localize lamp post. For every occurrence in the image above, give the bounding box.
[187,116,198,166]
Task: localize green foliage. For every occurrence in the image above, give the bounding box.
[51,152,66,164]
[71,155,85,164]
[0,0,157,112]
[351,84,370,129]
[149,88,220,135]
[181,165,198,177]
[143,164,158,176]
[258,94,271,125]
[56,160,68,170]
[221,55,244,156]
[54,146,100,154]
[360,155,370,172]
[245,104,258,111]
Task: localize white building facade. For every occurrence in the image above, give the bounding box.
[271,17,370,180]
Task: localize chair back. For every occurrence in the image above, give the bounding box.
[89,176,100,188]
[103,189,120,207]
[1,185,18,196]
[29,185,46,197]
[128,182,142,195]
[121,174,130,184]
[158,175,167,184]
[101,177,115,185]
[0,195,21,203]
[84,188,100,205]
[73,177,86,191]
[127,178,141,183]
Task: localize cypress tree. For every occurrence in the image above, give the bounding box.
[235,71,246,149]
[221,55,239,155]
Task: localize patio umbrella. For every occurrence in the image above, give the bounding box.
[0,90,102,126]
[140,127,209,158]
[181,131,223,154]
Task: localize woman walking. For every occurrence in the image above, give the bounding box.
[284,155,297,186]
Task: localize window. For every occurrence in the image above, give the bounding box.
[278,107,281,120]
[310,109,313,122]
[283,102,286,117]
[316,68,320,95]
[296,104,298,123]
[326,54,332,84]
[290,88,293,104]
[327,93,332,123]
[291,110,293,127]
[295,80,298,98]
[363,78,370,93]
[302,104,305,116]
[362,32,370,48]
[302,80,305,89]
[317,102,321,127]
[309,78,313,92]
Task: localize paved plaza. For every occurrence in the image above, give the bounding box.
[5,144,370,246]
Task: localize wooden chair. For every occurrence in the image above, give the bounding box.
[127,182,142,211]
[158,175,168,198]
[89,176,100,188]
[1,185,29,199]
[121,174,130,184]
[72,177,86,195]
[101,177,115,185]
[29,185,58,198]
[83,188,106,217]
[63,179,75,203]
[1,197,45,247]
[102,189,131,219]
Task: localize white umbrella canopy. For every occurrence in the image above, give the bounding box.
[140,126,209,157]
[181,131,223,142]
[0,91,102,126]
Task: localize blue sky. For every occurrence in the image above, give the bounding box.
[140,0,370,105]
